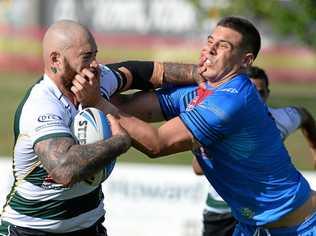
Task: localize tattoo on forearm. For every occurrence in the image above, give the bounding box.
[163,62,198,84]
[35,135,131,186]
[68,134,131,183]
[35,137,74,172]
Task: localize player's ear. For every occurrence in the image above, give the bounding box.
[241,53,254,68]
[50,51,62,73]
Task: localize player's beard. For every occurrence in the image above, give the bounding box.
[61,74,74,91]
[61,62,77,91]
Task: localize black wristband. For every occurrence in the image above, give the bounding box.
[107,61,154,90]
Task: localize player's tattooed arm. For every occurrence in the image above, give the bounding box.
[107,61,204,90]
[35,135,131,187]
[163,62,205,85]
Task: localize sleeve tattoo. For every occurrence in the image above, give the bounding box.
[163,62,199,85]
[35,135,131,186]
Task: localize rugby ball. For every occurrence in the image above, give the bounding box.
[71,107,116,186]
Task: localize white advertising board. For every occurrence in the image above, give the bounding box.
[103,163,210,236]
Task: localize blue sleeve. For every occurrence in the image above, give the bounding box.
[155,85,196,120]
[179,93,244,147]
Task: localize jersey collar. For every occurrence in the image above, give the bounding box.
[43,74,77,111]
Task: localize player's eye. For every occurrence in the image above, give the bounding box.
[258,90,266,96]
[83,55,92,60]
[207,40,214,46]
[219,42,229,48]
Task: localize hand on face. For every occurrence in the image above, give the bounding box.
[198,46,208,74]
[71,62,102,108]
[196,46,209,88]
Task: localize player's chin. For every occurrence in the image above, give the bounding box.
[201,70,216,81]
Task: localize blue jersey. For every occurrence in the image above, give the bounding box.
[156,74,311,226]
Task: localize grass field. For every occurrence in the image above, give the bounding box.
[0,71,315,170]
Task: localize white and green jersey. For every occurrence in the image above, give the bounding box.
[0,65,120,233]
[204,106,302,214]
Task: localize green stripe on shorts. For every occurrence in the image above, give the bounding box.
[0,220,11,236]
[206,194,230,209]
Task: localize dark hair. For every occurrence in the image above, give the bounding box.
[217,16,261,59]
[246,66,269,88]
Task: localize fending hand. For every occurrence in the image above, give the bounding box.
[106,114,128,138]
[196,49,208,89]
[71,65,102,107]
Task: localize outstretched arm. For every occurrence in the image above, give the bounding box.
[110,62,204,121]
[296,107,316,168]
[107,61,203,91]
[111,91,165,122]
[163,62,203,86]
[95,99,195,158]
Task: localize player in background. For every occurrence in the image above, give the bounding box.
[191,65,316,236]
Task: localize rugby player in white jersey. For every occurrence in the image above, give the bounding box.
[192,66,316,236]
[0,20,200,236]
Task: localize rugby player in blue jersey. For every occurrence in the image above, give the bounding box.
[83,16,316,235]
[192,66,316,236]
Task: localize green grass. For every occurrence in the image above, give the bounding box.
[0,72,40,156]
[256,53,316,70]
[1,73,315,170]
[0,37,42,56]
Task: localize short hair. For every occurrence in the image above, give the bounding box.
[217,16,261,59]
[246,66,269,88]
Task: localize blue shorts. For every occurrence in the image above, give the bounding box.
[233,211,316,236]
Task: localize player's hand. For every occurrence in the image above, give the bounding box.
[106,114,128,137]
[71,62,102,108]
[197,47,208,88]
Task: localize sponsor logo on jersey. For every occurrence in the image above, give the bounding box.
[38,113,62,122]
[218,88,238,94]
[186,87,213,111]
[240,207,254,219]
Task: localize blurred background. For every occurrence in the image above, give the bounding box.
[1,0,316,169]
